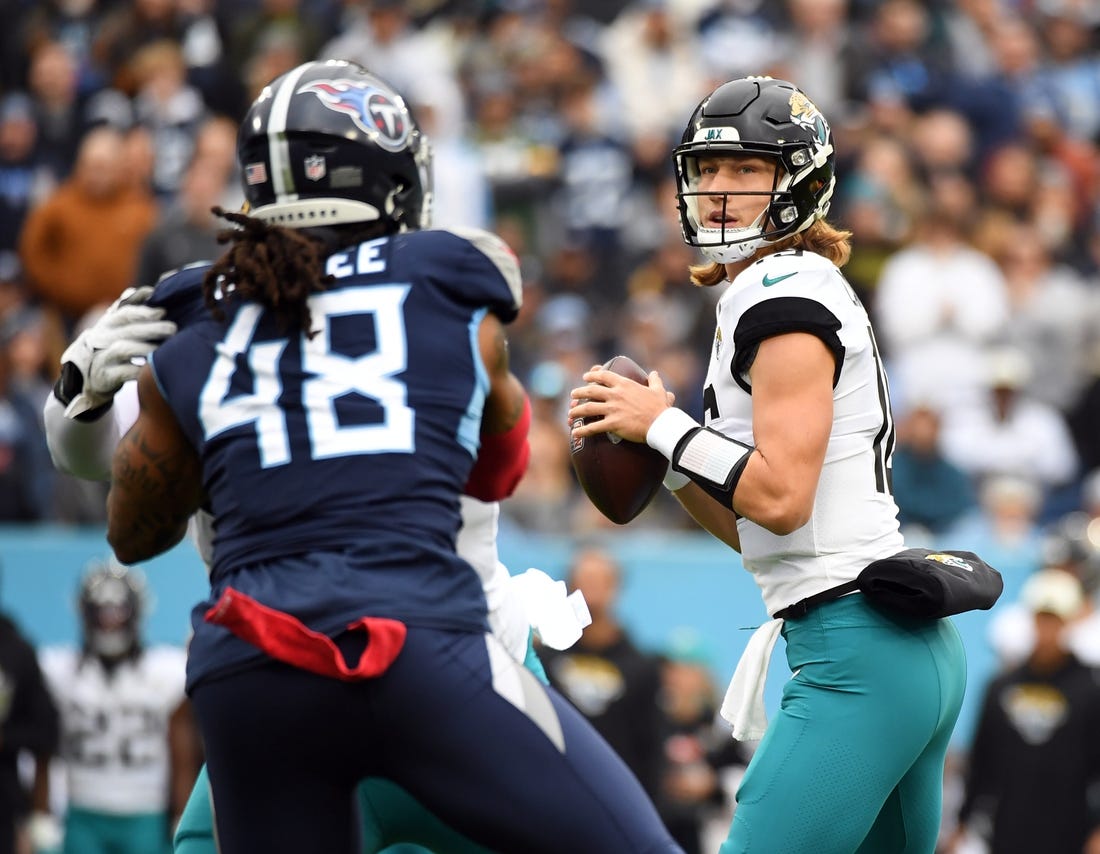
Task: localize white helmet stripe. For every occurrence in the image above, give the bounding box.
[267,63,311,201]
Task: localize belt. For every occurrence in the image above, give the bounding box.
[774,579,861,620]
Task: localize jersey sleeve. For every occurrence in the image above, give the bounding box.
[148,329,206,453]
[43,387,131,480]
[147,263,214,329]
[731,254,847,389]
[405,228,523,323]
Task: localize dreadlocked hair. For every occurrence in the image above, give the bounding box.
[203,207,333,338]
[688,219,853,287]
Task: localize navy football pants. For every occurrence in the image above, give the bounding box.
[191,626,681,854]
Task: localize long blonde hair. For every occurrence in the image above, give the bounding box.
[688,219,853,287]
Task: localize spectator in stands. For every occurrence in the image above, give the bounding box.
[129,40,209,202]
[11,0,109,98]
[939,347,1080,500]
[134,129,231,287]
[655,627,744,854]
[844,0,945,112]
[874,186,1010,412]
[978,141,1042,222]
[551,72,635,301]
[945,14,1040,162]
[0,93,53,253]
[539,547,665,802]
[0,314,54,521]
[600,0,708,183]
[227,0,324,84]
[0,607,59,854]
[1021,3,1100,146]
[891,400,977,538]
[988,219,1098,412]
[175,0,244,120]
[948,567,1100,854]
[0,253,24,322]
[836,133,921,305]
[773,0,859,122]
[1069,340,1100,474]
[24,42,111,182]
[18,126,157,330]
[502,361,576,535]
[93,0,186,97]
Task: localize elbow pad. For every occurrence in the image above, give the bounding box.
[646,408,753,510]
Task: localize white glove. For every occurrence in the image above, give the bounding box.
[27,810,64,851]
[56,286,178,419]
[510,568,592,650]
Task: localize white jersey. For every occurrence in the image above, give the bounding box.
[706,249,904,616]
[456,496,529,662]
[39,645,187,814]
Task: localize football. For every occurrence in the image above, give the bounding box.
[570,355,669,524]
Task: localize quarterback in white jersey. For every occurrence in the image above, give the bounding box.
[570,76,966,854]
[704,247,903,615]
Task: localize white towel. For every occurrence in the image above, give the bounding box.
[720,618,783,741]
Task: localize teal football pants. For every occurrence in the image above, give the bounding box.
[62,807,172,854]
[721,594,966,854]
[173,766,493,854]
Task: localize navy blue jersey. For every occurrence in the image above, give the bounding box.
[147,228,521,687]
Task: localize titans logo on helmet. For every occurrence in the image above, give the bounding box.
[298,79,411,152]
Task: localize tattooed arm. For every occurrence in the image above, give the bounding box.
[107,366,204,564]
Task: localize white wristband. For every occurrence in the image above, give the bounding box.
[646,407,701,460]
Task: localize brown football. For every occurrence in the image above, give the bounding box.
[570,355,669,524]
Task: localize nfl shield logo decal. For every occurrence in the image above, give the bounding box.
[304,155,326,182]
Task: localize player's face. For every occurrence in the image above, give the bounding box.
[693,154,780,231]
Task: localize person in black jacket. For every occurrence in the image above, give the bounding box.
[948,568,1100,854]
[0,610,59,854]
[539,547,666,802]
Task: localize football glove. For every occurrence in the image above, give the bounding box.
[55,286,178,419]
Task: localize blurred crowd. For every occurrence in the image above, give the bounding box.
[0,0,1099,850]
[0,0,1097,543]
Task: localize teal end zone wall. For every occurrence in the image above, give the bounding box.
[0,524,998,748]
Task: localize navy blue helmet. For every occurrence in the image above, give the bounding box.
[238,60,433,232]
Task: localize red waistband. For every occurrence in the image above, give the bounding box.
[204,587,406,681]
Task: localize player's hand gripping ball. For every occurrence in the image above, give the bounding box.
[570,355,669,524]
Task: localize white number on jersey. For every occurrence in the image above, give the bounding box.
[199,285,414,466]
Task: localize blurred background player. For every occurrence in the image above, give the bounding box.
[36,560,196,854]
[104,60,677,854]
